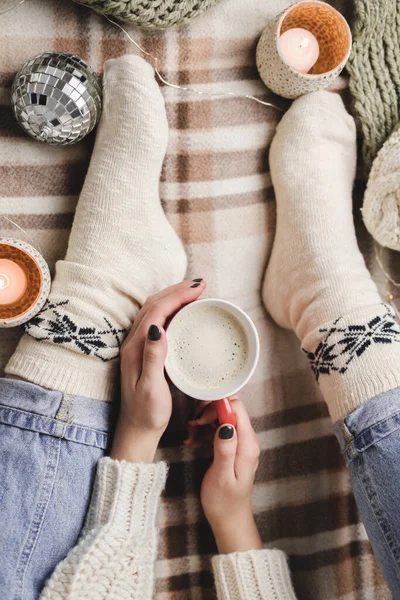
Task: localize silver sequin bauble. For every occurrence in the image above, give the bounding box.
[11,52,102,145]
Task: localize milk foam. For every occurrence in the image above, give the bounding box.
[168,305,249,392]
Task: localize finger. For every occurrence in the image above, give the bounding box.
[212,424,237,477]
[121,322,165,386]
[145,278,206,306]
[188,403,217,426]
[186,399,241,446]
[140,325,168,382]
[130,285,203,356]
[136,279,206,333]
[122,281,206,373]
[232,400,260,481]
[124,279,206,347]
[189,395,240,426]
[184,425,215,448]
[192,400,212,420]
[123,279,204,348]
[189,395,239,425]
[229,398,254,437]
[183,421,199,446]
[184,420,218,446]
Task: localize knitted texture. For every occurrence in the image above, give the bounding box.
[74,0,223,29]
[40,458,168,600]
[347,0,400,173]
[362,124,400,251]
[5,55,187,401]
[262,91,400,423]
[212,549,297,600]
[40,457,301,599]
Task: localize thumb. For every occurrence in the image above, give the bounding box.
[141,325,168,381]
[212,424,238,477]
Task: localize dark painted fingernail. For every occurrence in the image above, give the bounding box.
[219,425,234,439]
[190,283,201,288]
[148,324,161,341]
[182,431,189,441]
[192,278,203,283]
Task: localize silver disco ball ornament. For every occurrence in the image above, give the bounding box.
[11,52,102,145]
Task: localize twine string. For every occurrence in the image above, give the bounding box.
[1,216,44,256]
[2,0,399,320]
[0,0,26,16]
[2,0,282,109]
[102,14,283,110]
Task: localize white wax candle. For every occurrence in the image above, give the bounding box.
[279,28,320,74]
[0,258,27,305]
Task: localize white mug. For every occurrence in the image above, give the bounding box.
[165,298,260,425]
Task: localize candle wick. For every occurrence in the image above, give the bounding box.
[299,38,310,49]
[0,274,10,290]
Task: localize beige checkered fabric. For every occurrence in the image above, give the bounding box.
[0,0,396,597]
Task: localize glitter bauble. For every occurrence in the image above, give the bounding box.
[11,52,102,145]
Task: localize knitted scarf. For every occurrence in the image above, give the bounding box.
[74,0,224,28]
[347,0,400,173]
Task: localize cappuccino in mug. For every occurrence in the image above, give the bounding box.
[167,304,249,393]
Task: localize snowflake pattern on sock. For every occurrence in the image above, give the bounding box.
[23,300,126,362]
[303,305,400,380]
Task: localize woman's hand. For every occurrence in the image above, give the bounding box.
[111,279,206,464]
[198,398,262,554]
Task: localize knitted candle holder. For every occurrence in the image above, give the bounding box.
[256,1,351,99]
[73,0,223,29]
[0,238,50,328]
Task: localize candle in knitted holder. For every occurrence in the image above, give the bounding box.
[256,1,352,99]
[0,239,50,328]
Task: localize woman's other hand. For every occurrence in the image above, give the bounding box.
[199,398,262,554]
[111,279,205,463]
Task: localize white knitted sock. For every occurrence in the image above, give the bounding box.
[6,55,187,401]
[263,91,400,423]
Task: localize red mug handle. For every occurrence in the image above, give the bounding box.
[215,397,237,427]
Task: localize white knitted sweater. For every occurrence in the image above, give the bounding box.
[40,458,297,599]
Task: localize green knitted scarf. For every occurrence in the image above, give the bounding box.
[347,0,400,173]
[74,0,223,29]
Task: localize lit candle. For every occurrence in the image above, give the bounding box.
[279,28,320,74]
[0,259,28,305]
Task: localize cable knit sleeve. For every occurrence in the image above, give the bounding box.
[212,549,298,599]
[40,457,167,600]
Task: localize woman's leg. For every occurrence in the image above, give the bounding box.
[263,91,400,594]
[333,388,400,594]
[0,379,113,600]
[0,55,187,599]
[5,54,187,402]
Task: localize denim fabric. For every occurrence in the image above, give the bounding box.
[334,387,400,597]
[0,378,116,600]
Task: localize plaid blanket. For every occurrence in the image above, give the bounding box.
[0,0,397,597]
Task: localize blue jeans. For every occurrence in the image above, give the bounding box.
[0,378,115,600]
[334,387,400,596]
[3,377,400,598]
